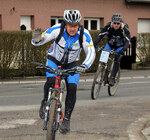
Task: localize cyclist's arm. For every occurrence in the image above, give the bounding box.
[31,24,61,46]
[81,29,96,69]
[94,22,110,47]
[123,25,131,51]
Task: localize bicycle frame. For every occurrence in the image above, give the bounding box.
[103,53,114,85]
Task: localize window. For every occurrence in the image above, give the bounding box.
[20,15,34,31]
[50,17,101,30]
[138,19,150,33]
[84,18,100,30]
[31,16,34,30]
[84,20,88,30]
[51,19,56,26]
[91,20,97,30]
[51,17,63,26]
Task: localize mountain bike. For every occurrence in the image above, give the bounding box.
[31,62,78,140]
[91,47,120,100]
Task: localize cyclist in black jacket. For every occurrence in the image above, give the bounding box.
[94,13,131,86]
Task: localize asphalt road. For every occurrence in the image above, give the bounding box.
[0,70,150,140]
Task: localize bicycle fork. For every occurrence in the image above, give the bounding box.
[99,63,107,85]
[43,89,64,131]
[53,91,63,131]
[43,88,53,130]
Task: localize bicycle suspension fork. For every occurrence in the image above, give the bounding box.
[43,87,53,130]
[100,63,108,85]
[55,90,63,130]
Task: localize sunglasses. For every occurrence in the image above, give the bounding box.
[67,24,79,28]
[113,22,120,25]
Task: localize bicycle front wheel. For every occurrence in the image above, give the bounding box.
[47,98,57,140]
[91,64,105,100]
[108,68,120,96]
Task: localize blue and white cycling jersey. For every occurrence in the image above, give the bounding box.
[31,23,96,69]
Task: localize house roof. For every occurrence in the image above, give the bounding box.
[126,0,150,3]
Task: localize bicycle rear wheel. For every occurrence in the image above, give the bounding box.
[91,64,105,100]
[47,98,57,140]
[108,68,120,96]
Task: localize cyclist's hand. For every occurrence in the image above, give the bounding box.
[76,64,87,73]
[32,28,44,43]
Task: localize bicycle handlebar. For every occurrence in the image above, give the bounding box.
[31,62,77,76]
[109,49,116,55]
[97,45,105,52]
[97,46,118,55]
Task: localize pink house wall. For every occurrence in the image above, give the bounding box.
[0,0,150,36]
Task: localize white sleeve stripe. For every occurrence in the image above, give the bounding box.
[83,48,94,68]
[99,32,108,36]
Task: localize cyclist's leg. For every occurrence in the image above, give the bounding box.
[60,73,80,133]
[40,59,57,119]
[44,58,57,100]
[65,73,80,119]
[109,47,123,86]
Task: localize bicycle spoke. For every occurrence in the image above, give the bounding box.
[108,69,120,96]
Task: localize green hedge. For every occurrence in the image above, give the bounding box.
[0,30,105,78]
[2,30,150,78]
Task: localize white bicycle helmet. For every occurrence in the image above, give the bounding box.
[64,9,81,25]
[112,13,123,23]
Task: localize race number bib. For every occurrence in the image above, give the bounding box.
[99,50,110,63]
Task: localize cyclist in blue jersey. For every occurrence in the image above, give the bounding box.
[94,13,130,86]
[31,9,95,134]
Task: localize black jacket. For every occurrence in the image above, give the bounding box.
[94,22,131,51]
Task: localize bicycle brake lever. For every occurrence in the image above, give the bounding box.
[36,66,43,69]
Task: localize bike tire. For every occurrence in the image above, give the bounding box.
[91,64,105,100]
[108,68,120,96]
[47,98,57,140]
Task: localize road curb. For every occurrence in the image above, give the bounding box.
[127,113,150,140]
[0,76,150,85]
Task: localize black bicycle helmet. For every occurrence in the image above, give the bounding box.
[64,9,81,25]
[112,13,123,23]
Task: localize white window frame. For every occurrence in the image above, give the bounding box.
[84,18,100,30]
[51,17,63,25]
